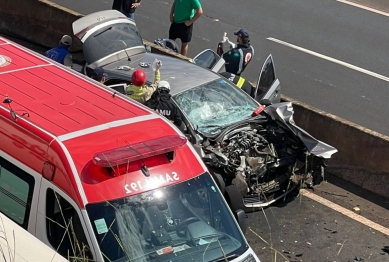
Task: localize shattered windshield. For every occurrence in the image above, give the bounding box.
[86,173,247,262]
[83,22,144,64]
[174,79,258,136]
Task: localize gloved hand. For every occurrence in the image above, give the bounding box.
[221,32,229,43]
[155,60,162,70]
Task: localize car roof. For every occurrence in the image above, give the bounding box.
[104,52,221,96]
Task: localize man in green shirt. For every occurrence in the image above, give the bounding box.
[169,0,203,56]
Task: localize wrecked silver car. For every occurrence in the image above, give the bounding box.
[72,10,337,212]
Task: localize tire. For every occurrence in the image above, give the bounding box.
[211,171,225,195]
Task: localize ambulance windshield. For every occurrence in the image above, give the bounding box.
[86,172,248,262]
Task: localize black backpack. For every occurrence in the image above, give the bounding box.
[154,38,180,53]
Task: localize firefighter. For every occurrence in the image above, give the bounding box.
[126,60,162,103]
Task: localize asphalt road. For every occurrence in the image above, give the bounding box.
[245,184,389,262]
[49,0,389,137]
[4,19,389,262]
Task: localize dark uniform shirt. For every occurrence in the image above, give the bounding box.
[112,0,137,13]
[222,44,254,76]
[145,92,183,127]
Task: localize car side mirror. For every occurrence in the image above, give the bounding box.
[234,209,246,233]
[259,98,272,106]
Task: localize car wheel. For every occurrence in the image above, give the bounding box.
[211,172,225,195]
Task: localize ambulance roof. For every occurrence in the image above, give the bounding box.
[0,37,150,138]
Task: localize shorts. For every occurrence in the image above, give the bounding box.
[169,22,193,43]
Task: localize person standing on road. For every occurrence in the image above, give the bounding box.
[44,35,73,68]
[126,60,162,103]
[112,0,142,20]
[217,28,254,76]
[145,80,186,132]
[169,0,203,56]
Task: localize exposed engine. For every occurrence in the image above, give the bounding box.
[202,123,326,203]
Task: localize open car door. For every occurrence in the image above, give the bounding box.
[193,49,225,73]
[254,54,281,104]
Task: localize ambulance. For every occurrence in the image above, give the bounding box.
[0,36,260,261]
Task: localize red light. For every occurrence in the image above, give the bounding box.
[93,135,186,167]
[252,105,266,117]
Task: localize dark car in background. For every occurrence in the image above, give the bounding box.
[73,10,337,212]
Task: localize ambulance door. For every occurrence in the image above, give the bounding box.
[35,178,97,261]
[0,155,42,235]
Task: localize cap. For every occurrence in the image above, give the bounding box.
[92,67,106,81]
[60,35,72,46]
[157,80,170,91]
[234,28,249,38]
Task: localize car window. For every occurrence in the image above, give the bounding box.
[83,23,144,64]
[174,79,258,136]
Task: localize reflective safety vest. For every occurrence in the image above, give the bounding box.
[220,72,255,98]
[126,71,160,103]
[223,44,254,76]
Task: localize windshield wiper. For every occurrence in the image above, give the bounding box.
[211,254,240,262]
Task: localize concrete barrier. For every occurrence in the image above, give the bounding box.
[0,0,83,52]
[283,97,389,199]
[1,0,389,199]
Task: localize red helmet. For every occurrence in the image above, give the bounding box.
[131,69,146,86]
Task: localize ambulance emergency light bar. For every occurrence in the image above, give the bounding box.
[93,135,187,167]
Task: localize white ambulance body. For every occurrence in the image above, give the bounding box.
[0,212,68,262]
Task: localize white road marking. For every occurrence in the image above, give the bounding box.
[301,189,389,236]
[337,0,389,17]
[267,37,389,83]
